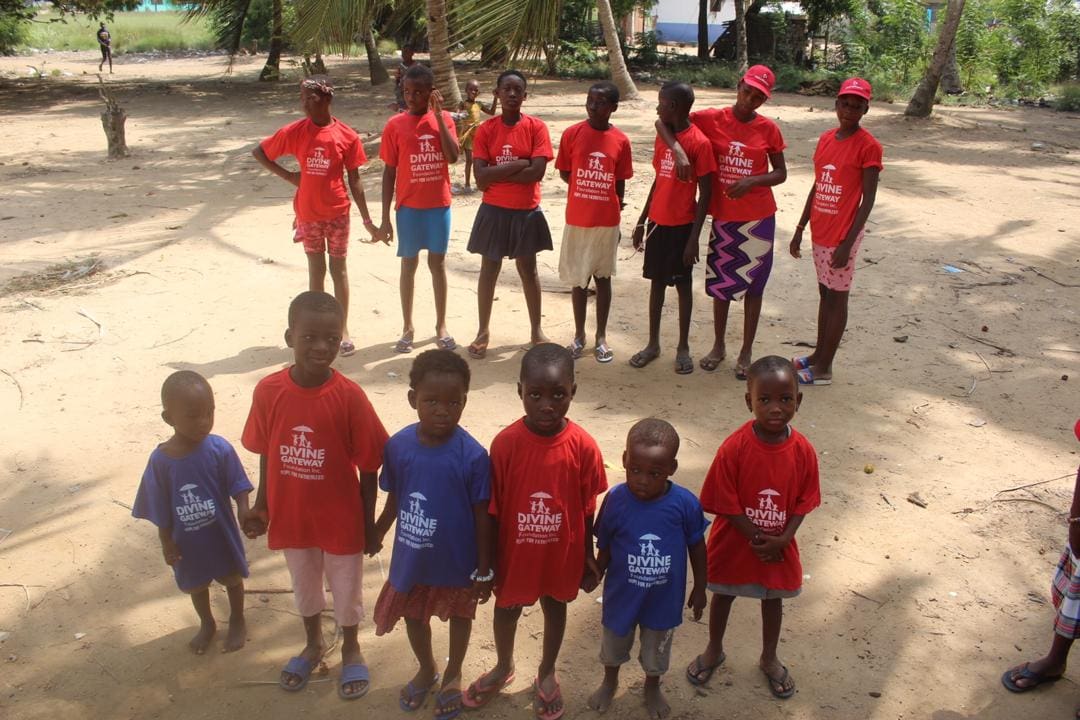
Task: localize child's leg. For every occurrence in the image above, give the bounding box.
[464,149,473,188]
[515,253,548,345]
[428,252,451,340]
[402,618,439,707]
[687,593,733,683]
[1004,635,1075,689]
[570,286,588,348]
[536,596,567,713]
[811,288,849,378]
[399,255,420,344]
[433,616,472,716]
[594,276,612,349]
[323,551,367,696]
[701,297,730,370]
[588,626,631,712]
[631,279,666,367]
[282,549,328,687]
[188,585,216,655]
[640,627,674,720]
[306,252,327,293]
[223,576,247,652]
[469,257,502,356]
[674,277,694,371]
[760,597,794,696]
[738,292,764,373]
[327,256,352,343]
[465,605,519,705]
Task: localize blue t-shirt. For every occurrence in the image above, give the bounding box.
[132,434,253,592]
[595,482,708,635]
[380,424,491,593]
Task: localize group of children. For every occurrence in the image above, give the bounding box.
[135,288,821,718]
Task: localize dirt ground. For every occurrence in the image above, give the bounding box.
[1,50,1079,720]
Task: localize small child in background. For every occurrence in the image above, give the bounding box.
[588,418,707,718]
[555,81,633,364]
[463,343,607,720]
[687,356,819,699]
[133,370,253,655]
[455,79,498,193]
[394,46,418,112]
[788,77,882,386]
[242,291,389,699]
[630,81,714,375]
[371,349,493,720]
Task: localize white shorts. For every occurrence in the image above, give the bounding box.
[283,548,364,627]
[558,224,620,289]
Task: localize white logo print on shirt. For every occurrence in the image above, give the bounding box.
[279,425,326,481]
[409,133,446,184]
[398,491,438,549]
[307,146,331,175]
[746,488,786,531]
[516,491,563,545]
[574,151,615,202]
[175,483,217,531]
[496,143,518,165]
[627,533,672,588]
[813,164,842,216]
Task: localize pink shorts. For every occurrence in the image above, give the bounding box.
[283,548,364,627]
[812,230,864,291]
[293,214,350,258]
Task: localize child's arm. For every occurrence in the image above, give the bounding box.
[360,471,380,555]
[581,512,601,592]
[233,489,252,532]
[158,526,181,565]
[632,180,657,251]
[473,158,530,191]
[686,539,707,620]
[430,91,460,164]
[789,184,815,259]
[502,157,547,184]
[725,513,805,563]
[559,170,571,184]
[243,455,269,538]
[682,175,713,268]
[654,119,692,182]
[1069,469,1080,553]
[252,145,300,188]
[472,504,494,603]
[377,165,396,245]
[831,166,880,269]
[347,168,379,242]
[482,97,498,115]
[726,151,787,199]
[616,179,626,209]
[373,490,398,547]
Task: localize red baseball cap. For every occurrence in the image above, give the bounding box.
[839,77,872,101]
[742,65,775,99]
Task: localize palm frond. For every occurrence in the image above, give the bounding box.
[186,0,254,56]
[291,0,385,56]
[451,0,562,64]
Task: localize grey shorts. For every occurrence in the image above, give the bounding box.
[707,582,800,600]
[600,624,674,676]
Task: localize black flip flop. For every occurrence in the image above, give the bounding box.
[1001,663,1063,693]
[685,652,725,686]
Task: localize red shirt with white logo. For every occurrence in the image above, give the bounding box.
[648,124,716,226]
[809,127,883,247]
[473,114,554,210]
[242,368,389,555]
[690,107,786,222]
[699,421,820,591]
[555,121,633,228]
[380,110,458,210]
[260,117,367,222]
[488,418,608,607]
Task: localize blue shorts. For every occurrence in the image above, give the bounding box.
[396,205,451,258]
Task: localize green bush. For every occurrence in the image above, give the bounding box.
[377,38,398,55]
[1053,83,1080,111]
[0,15,29,54]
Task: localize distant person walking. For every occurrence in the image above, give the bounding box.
[97,23,112,74]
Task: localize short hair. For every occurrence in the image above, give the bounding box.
[747,355,796,381]
[627,418,680,455]
[404,63,434,87]
[497,69,527,90]
[660,81,694,111]
[520,342,573,381]
[161,370,211,408]
[287,291,343,328]
[409,348,471,392]
[589,81,620,105]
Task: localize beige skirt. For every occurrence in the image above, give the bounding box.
[557,224,620,289]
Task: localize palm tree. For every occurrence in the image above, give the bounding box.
[260,0,283,80]
[906,0,966,117]
[186,0,284,81]
[733,0,748,73]
[596,0,639,101]
[362,26,390,85]
[427,0,461,106]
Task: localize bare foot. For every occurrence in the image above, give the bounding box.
[643,681,670,719]
[281,641,324,689]
[587,679,617,712]
[1003,657,1066,690]
[189,619,216,655]
[222,616,246,653]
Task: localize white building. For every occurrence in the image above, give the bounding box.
[653,0,735,44]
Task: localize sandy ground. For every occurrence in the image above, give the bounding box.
[1,50,1079,720]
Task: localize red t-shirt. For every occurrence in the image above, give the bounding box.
[809,127,883,248]
[473,114,554,210]
[260,117,367,223]
[241,368,389,555]
[379,110,458,210]
[555,121,633,228]
[691,107,785,222]
[488,418,608,607]
[699,421,820,591]
[648,124,716,226]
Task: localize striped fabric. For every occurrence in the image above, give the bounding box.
[704,216,776,301]
[1052,546,1080,639]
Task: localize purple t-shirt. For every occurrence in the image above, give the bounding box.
[595,482,708,636]
[133,434,253,591]
[380,424,491,593]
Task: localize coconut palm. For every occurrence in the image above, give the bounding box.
[906,0,966,117]
[596,0,639,101]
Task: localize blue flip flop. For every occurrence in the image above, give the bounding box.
[399,672,440,712]
[434,687,464,720]
[339,663,371,700]
[280,655,316,692]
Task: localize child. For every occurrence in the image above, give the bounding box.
[465,70,554,359]
[377,64,460,355]
[462,343,607,720]
[1001,420,1080,698]
[371,349,493,720]
[588,418,707,718]
[394,47,418,112]
[555,81,633,364]
[241,291,389,698]
[656,65,788,378]
[253,76,379,357]
[630,81,715,375]
[455,79,498,193]
[97,23,112,74]
[133,371,252,655]
[686,356,819,699]
[788,77,882,386]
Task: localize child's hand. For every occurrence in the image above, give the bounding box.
[673,146,692,183]
[285,170,301,188]
[632,223,645,252]
[580,555,603,592]
[750,532,788,563]
[830,242,853,269]
[429,89,444,114]
[688,584,706,621]
[161,538,182,566]
[243,506,268,539]
[373,220,393,245]
[789,229,803,259]
[364,536,383,556]
[726,177,755,199]
[682,239,699,269]
[472,579,493,604]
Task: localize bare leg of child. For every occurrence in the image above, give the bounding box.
[307,252,327,293]
[465,606,518,704]
[760,598,794,697]
[594,276,612,355]
[428,252,451,342]
[464,149,473,189]
[587,665,619,712]
[339,624,368,697]
[630,279,665,368]
[737,293,764,377]
[536,596,567,717]
[805,283,828,368]
[328,256,352,347]
[223,580,247,652]
[189,587,216,654]
[570,285,588,352]
[468,257,502,358]
[515,254,549,346]
[403,618,439,708]
[809,287,848,381]
[700,298,729,371]
[643,674,670,719]
[1004,635,1073,689]
[687,594,732,683]
[281,614,325,688]
[435,617,471,717]
[674,278,693,373]
[399,256,419,350]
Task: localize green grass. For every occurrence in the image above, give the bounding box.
[19,11,216,53]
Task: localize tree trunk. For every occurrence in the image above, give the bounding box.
[363,26,390,85]
[259,0,283,81]
[941,41,963,94]
[98,80,128,158]
[734,0,749,73]
[427,0,461,107]
[596,0,639,100]
[906,0,966,118]
[697,0,709,60]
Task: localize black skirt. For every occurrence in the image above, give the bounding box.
[466,202,553,260]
